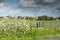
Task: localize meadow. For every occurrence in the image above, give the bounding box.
[0,19,60,40]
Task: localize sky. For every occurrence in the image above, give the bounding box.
[0,0,60,17]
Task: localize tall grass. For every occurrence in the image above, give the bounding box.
[0,19,60,40]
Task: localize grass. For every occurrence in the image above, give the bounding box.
[0,19,60,40]
[0,27,60,40]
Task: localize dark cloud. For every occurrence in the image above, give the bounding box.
[0,0,4,3]
[20,0,60,8]
[42,0,56,3]
[56,7,60,12]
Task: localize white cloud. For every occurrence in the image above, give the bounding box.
[0,3,19,16]
[0,3,33,16]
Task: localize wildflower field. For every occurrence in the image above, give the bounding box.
[0,19,60,40]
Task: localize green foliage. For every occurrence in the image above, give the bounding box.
[25,16,35,20]
[38,15,55,20]
[0,19,60,40]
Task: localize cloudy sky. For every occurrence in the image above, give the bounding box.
[0,0,60,17]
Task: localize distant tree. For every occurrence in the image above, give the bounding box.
[57,16,60,20]
[17,16,22,19]
[38,15,48,20]
[48,17,55,20]
[0,16,4,20]
[25,16,35,20]
[6,15,11,18]
[37,15,55,20]
[59,17,60,19]
[6,15,15,19]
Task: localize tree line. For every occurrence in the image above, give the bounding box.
[0,15,60,20]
